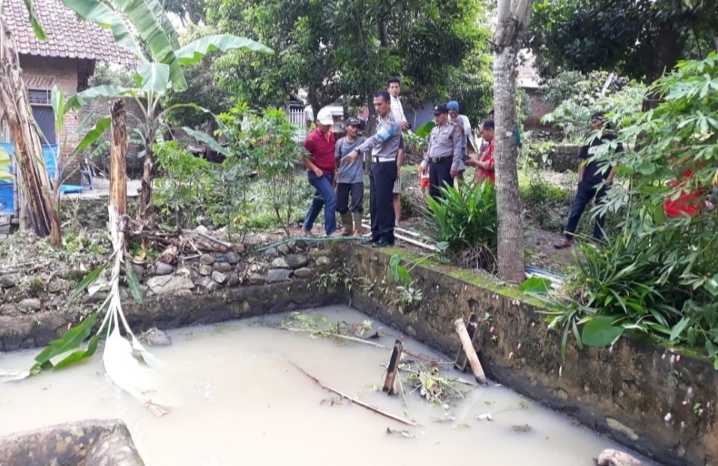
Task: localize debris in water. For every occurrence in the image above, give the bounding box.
[475,413,494,421]
[596,448,643,466]
[386,427,415,438]
[512,424,532,433]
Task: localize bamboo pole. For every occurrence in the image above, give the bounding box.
[454,313,480,371]
[454,318,487,384]
[383,339,403,395]
[109,100,127,216]
[291,361,418,427]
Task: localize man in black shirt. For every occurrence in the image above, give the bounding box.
[555,113,622,249]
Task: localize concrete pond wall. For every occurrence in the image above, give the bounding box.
[345,246,718,466]
[1,241,715,466]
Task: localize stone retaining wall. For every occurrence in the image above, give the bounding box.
[346,246,717,466]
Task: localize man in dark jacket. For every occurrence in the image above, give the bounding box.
[555,113,622,248]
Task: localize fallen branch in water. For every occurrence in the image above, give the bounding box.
[290,361,419,427]
[280,327,451,367]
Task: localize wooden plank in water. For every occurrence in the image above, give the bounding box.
[454,313,480,372]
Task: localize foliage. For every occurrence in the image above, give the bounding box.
[207,0,488,116]
[528,0,718,83]
[389,255,423,309]
[539,54,718,364]
[153,141,213,227]
[424,181,497,270]
[88,63,136,88]
[0,147,11,181]
[541,79,646,143]
[520,172,572,232]
[401,362,470,406]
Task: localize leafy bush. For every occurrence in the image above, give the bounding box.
[424,181,497,270]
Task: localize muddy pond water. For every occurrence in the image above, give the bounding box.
[0,305,656,466]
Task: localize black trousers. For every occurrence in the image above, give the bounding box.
[565,180,609,240]
[429,157,453,200]
[369,161,398,243]
[336,182,364,214]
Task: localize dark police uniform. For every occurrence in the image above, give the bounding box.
[423,120,463,199]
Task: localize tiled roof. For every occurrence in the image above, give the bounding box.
[3,0,137,65]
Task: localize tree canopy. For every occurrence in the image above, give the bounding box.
[528,0,718,84]
[206,0,490,117]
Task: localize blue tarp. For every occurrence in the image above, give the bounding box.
[0,143,68,214]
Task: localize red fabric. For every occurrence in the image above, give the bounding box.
[477,140,495,184]
[663,169,702,217]
[303,128,336,174]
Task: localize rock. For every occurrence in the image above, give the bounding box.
[147,275,194,295]
[194,225,210,235]
[606,418,639,441]
[307,250,328,259]
[246,273,266,285]
[293,267,312,279]
[285,254,309,269]
[277,244,290,255]
[315,256,331,266]
[271,258,289,269]
[213,262,232,273]
[199,264,213,276]
[266,269,291,283]
[0,274,17,289]
[211,271,228,284]
[81,291,107,305]
[47,278,71,293]
[0,303,20,316]
[264,248,279,259]
[195,277,218,291]
[131,264,145,277]
[200,254,215,265]
[286,240,298,253]
[225,252,241,264]
[17,298,42,312]
[154,262,174,276]
[597,449,643,466]
[233,243,246,253]
[145,329,172,347]
[227,273,241,287]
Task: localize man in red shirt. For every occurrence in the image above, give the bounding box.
[301,108,339,236]
[466,120,495,184]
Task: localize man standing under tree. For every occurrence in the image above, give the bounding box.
[345,91,402,247]
[554,113,622,248]
[388,78,409,225]
[420,104,463,200]
[301,108,340,237]
[335,117,366,237]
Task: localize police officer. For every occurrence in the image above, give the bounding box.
[420,104,463,200]
[344,90,402,247]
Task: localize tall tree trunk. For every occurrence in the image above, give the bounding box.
[492,0,531,283]
[110,100,127,216]
[642,25,681,111]
[0,19,61,246]
[139,135,153,221]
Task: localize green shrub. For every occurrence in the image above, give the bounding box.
[424,181,497,270]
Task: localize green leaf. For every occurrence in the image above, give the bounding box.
[0,147,12,182]
[53,335,100,369]
[137,62,170,93]
[72,265,105,300]
[414,121,435,138]
[51,85,65,134]
[72,117,111,156]
[66,85,129,111]
[181,127,230,156]
[32,314,98,369]
[389,255,402,281]
[581,316,624,347]
[175,35,273,66]
[21,0,48,39]
[669,317,690,342]
[519,277,552,294]
[125,261,144,304]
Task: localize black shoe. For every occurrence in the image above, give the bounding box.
[361,237,378,244]
[371,240,394,248]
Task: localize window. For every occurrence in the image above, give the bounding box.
[28,89,55,145]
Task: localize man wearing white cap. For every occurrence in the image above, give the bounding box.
[301,107,340,237]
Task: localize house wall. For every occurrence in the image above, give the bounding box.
[18,55,81,183]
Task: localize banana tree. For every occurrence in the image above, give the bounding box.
[65,34,272,219]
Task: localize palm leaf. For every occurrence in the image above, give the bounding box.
[175,35,273,66]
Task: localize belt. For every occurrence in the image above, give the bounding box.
[373,156,395,163]
[429,156,450,164]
